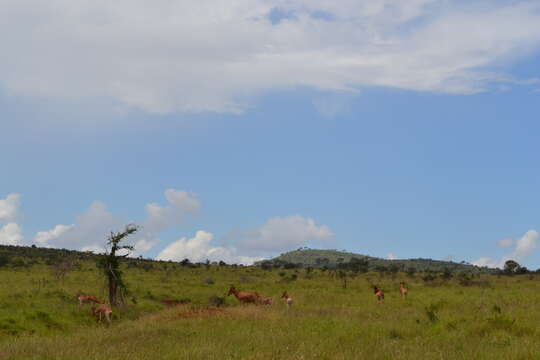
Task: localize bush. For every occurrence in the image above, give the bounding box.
[0,254,9,267]
[209,295,225,307]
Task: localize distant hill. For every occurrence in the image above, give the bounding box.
[256,249,495,273]
[0,244,495,273]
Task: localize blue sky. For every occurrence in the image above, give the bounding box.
[1,1,540,268]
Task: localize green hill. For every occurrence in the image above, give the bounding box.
[257,248,495,273]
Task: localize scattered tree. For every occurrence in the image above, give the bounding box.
[503,260,521,275]
[97,224,138,306]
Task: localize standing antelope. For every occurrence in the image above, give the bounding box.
[399,282,408,298]
[77,294,104,307]
[259,297,273,305]
[281,291,293,308]
[373,286,384,302]
[227,286,261,304]
[92,304,113,324]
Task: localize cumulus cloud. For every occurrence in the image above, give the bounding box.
[0,193,21,221]
[511,230,538,260]
[37,201,124,252]
[0,193,24,245]
[0,223,23,245]
[143,189,200,234]
[34,189,199,254]
[1,1,539,115]
[156,230,261,265]
[224,214,334,255]
[472,230,539,268]
[34,224,74,245]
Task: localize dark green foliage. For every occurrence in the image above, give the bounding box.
[209,295,225,307]
[457,273,473,286]
[503,260,519,274]
[0,254,9,267]
[340,257,369,273]
[502,260,529,275]
[440,268,453,280]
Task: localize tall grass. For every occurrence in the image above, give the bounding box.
[1,262,540,359]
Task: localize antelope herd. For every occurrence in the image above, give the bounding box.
[76,283,407,324]
[76,293,113,324]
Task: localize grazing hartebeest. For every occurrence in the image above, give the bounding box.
[227,286,261,304]
[281,291,293,308]
[92,304,112,324]
[399,282,408,298]
[77,294,104,307]
[373,286,384,302]
[259,297,273,305]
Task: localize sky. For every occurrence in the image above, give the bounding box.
[1,0,540,268]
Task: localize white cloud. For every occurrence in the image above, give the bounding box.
[81,244,106,254]
[497,237,514,248]
[471,256,498,268]
[225,214,334,255]
[143,189,200,234]
[387,253,397,260]
[34,188,199,254]
[34,224,74,245]
[38,201,124,251]
[0,223,23,245]
[156,230,261,265]
[132,238,160,255]
[511,230,538,260]
[472,230,539,268]
[0,193,21,222]
[1,1,539,115]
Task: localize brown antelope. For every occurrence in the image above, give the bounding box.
[227,286,261,304]
[281,291,293,308]
[259,297,273,305]
[91,304,112,324]
[399,282,408,298]
[373,286,384,302]
[77,294,104,307]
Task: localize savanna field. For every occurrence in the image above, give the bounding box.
[1,254,540,360]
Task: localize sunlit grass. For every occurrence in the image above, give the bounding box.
[1,263,540,359]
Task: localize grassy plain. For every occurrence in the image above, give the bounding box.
[1,261,540,359]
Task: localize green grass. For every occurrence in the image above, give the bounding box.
[1,262,540,359]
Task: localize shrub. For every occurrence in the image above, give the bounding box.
[209,295,225,307]
[0,254,9,267]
